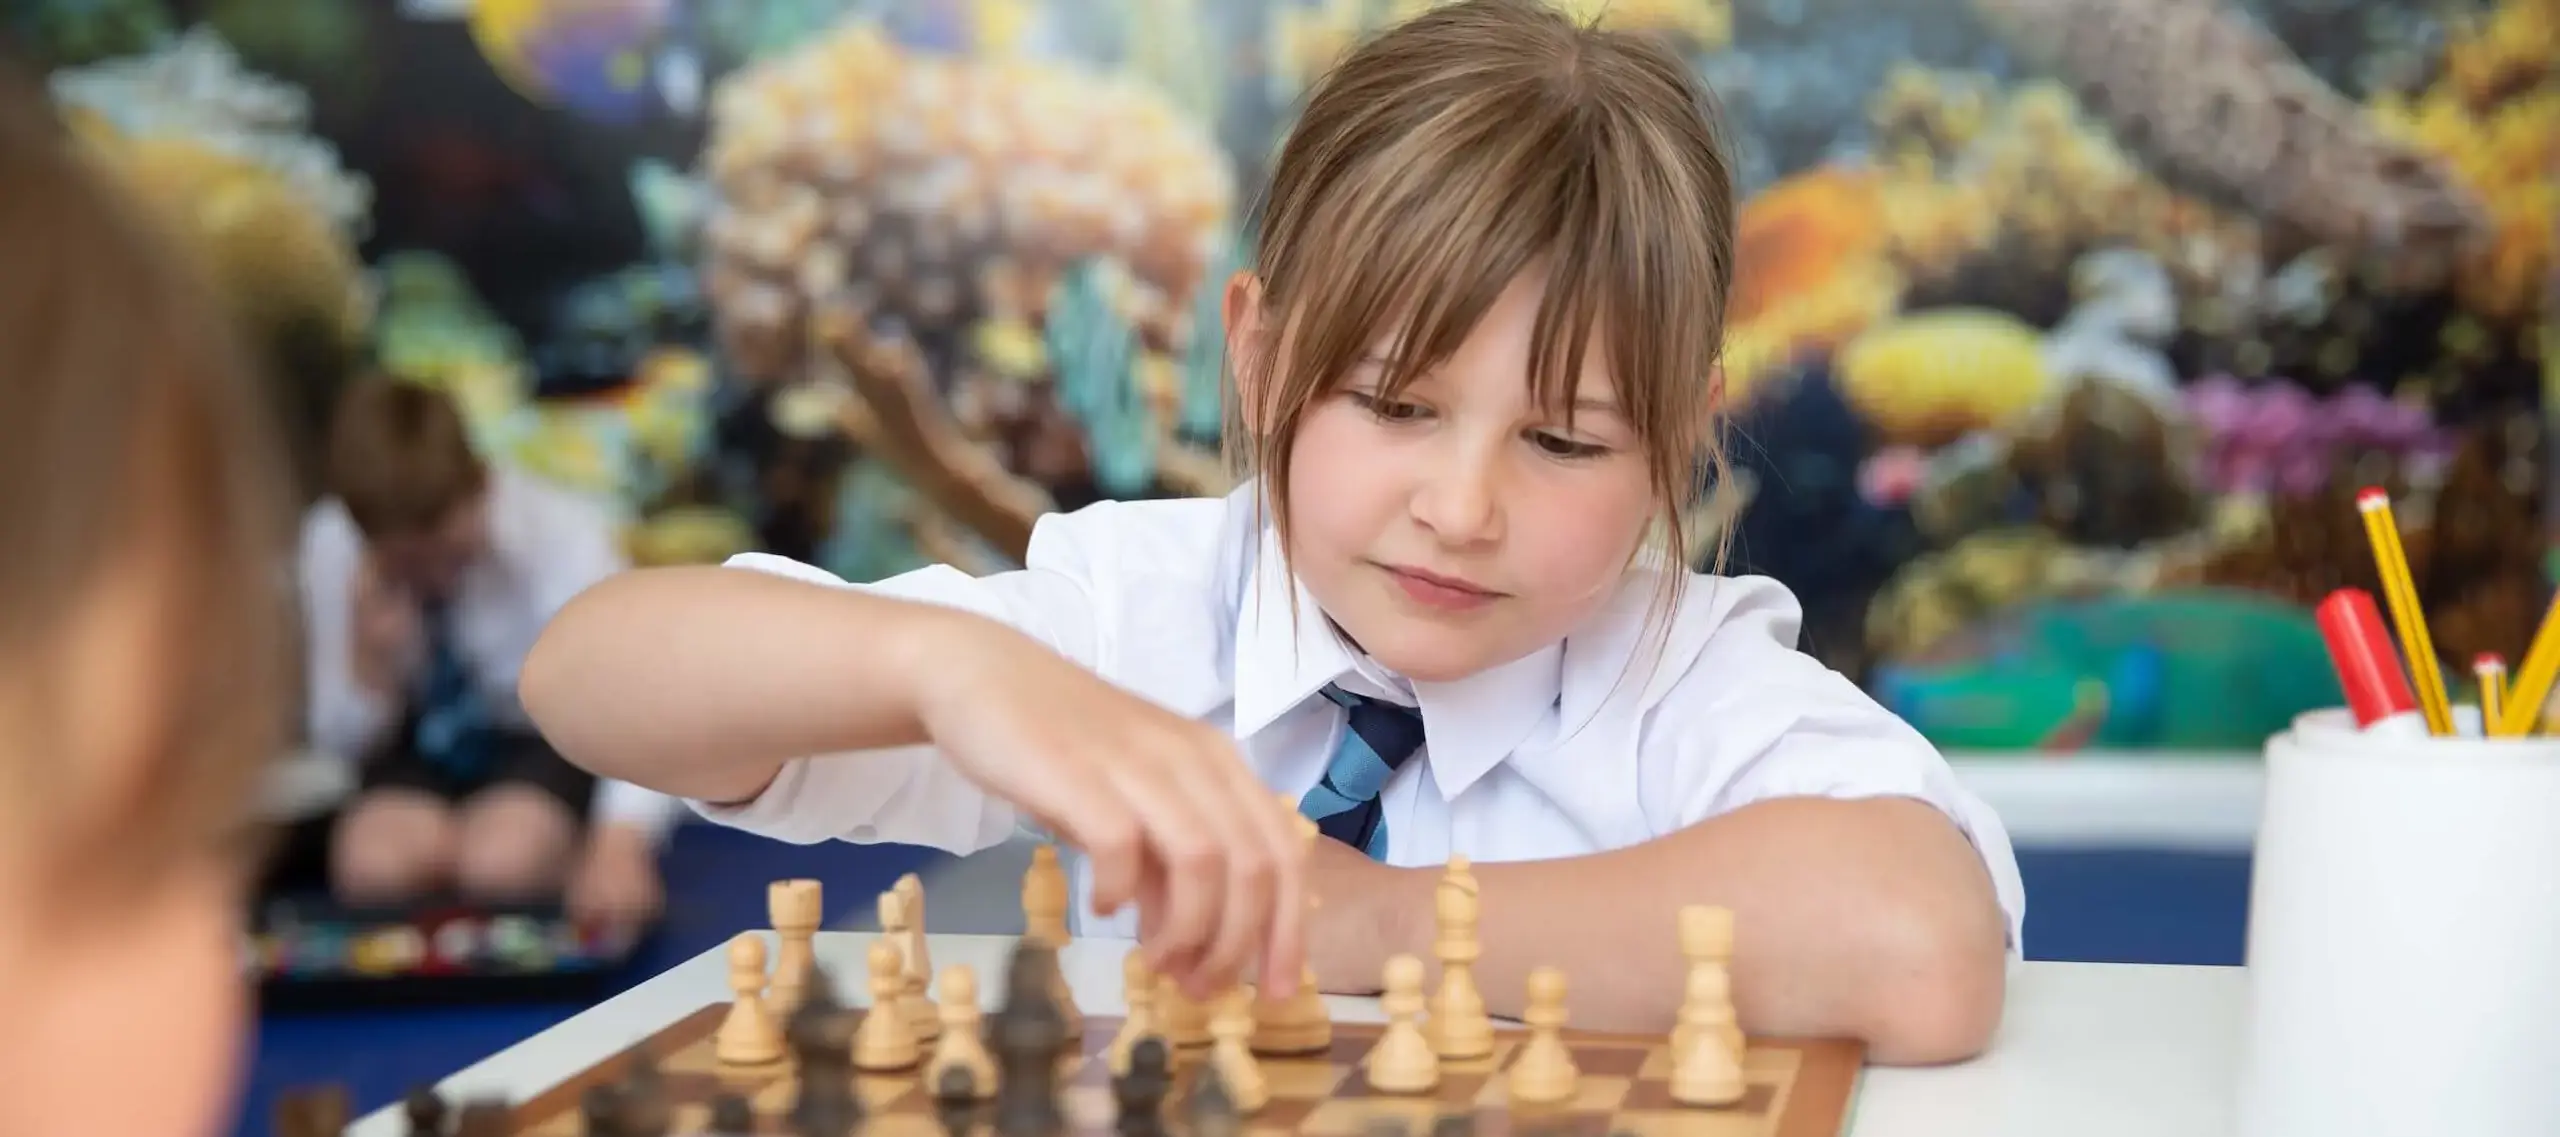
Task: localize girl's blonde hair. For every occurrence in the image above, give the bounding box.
[1227,0,1738,605]
[0,60,295,905]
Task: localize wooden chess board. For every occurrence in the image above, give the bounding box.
[504,1006,1863,1137]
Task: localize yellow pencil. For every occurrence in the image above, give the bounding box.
[2356,488,2452,735]
[2501,590,2560,736]
[2475,653,2508,737]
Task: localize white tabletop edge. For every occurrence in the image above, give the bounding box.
[348,934,2250,1137]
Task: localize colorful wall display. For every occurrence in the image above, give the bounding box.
[15,0,2553,754]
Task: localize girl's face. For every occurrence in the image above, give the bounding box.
[0,539,253,1137]
[1235,269,1662,683]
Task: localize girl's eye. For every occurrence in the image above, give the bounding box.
[1349,391,1427,422]
[1531,431,1609,459]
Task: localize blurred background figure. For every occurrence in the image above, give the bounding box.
[299,373,676,925]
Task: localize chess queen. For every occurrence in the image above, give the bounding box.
[528,0,2025,1063]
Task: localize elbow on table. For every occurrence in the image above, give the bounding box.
[1854,899,2009,1065]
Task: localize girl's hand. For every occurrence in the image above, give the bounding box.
[913,618,1308,999]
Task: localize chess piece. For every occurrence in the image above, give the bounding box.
[451,1099,511,1137]
[578,1083,625,1137]
[1505,967,1578,1105]
[716,933,788,1067]
[1430,1114,1475,1137]
[1365,954,1439,1093]
[1207,985,1270,1112]
[1021,844,1082,1038]
[857,938,922,1070]
[928,964,998,1097]
[273,1085,350,1137]
[402,1085,448,1136]
[707,1092,755,1136]
[617,1050,673,1137]
[1156,974,1213,1048]
[1187,1060,1240,1137]
[936,1064,982,1137]
[1109,951,1163,1074]
[991,939,1071,1137]
[1255,811,1332,1054]
[1431,857,1493,1059]
[899,872,934,973]
[1669,960,1747,1106]
[787,992,864,1137]
[880,889,942,1043]
[1677,905,1745,1059]
[769,878,822,1017]
[1115,1037,1173,1137]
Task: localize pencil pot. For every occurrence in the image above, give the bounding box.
[2237,708,2560,1137]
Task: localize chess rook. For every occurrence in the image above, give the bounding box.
[767,878,822,1017]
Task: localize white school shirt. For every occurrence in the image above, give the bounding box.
[695,484,2027,949]
[298,467,680,838]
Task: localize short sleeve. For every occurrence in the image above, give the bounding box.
[683,526,1108,853]
[1639,577,2028,951]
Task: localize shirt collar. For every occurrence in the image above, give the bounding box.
[1229,505,1563,801]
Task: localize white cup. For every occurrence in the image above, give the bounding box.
[2237,707,2560,1137]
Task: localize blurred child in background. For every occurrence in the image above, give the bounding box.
[301,374,674,926]
[0,58,296,1137]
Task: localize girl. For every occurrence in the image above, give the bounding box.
[0,60,299,1137]
[526,0,2024,1062]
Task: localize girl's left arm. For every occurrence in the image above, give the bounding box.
[1321,794,2010,1065]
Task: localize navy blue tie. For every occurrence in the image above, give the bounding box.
[1296,684,1426,860]
[410,602,491,781]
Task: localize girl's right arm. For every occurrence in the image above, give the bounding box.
[518,562,1311,995]
[517,563,970,805]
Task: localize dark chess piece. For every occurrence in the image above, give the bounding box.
[451,1098,511,1137]
[579,1082,626,1137]
[991,941,1069,1137]
[618,1050,674,1137]
[788,1000,864,1137]
[272,1085,351,1137]
[1187,1062,1239,1137]
[1113,1037,1171,1137]
[937,1064,982,1137]
[1430,1114,1474,1137]
[708,1092,756,1136]
[402,1085,448,1136]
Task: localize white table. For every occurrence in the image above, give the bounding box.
[347,933,2247,1136]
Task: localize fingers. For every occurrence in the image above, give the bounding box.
[1159,742,1274,992]
[1097,749,1229,985]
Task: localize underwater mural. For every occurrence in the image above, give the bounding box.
[11,0,2554,754]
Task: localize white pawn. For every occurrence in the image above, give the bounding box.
[714,934,785,1067]
[1208,986,1271,1113]
[1669,965,1746,1106]
[1364,955,1439,1093]
[1677,905,1744,1059]
[1505,967,1578,1105]
[855,940,920,1071]
[927,964,997,1097]
[1109,952,1161,1075]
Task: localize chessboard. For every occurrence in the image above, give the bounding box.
[290,847,1865,1137]
[495,995,1861,1137]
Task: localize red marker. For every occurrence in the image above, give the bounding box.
[2317,588,2426,737]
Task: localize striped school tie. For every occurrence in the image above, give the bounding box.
[1297,684,1426,860]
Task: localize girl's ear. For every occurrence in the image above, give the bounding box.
[1222,270,1275,435]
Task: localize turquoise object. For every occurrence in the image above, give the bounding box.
[1045,260,1158,496]
[1179,233,1249,440]
[1873,589,2346,753]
